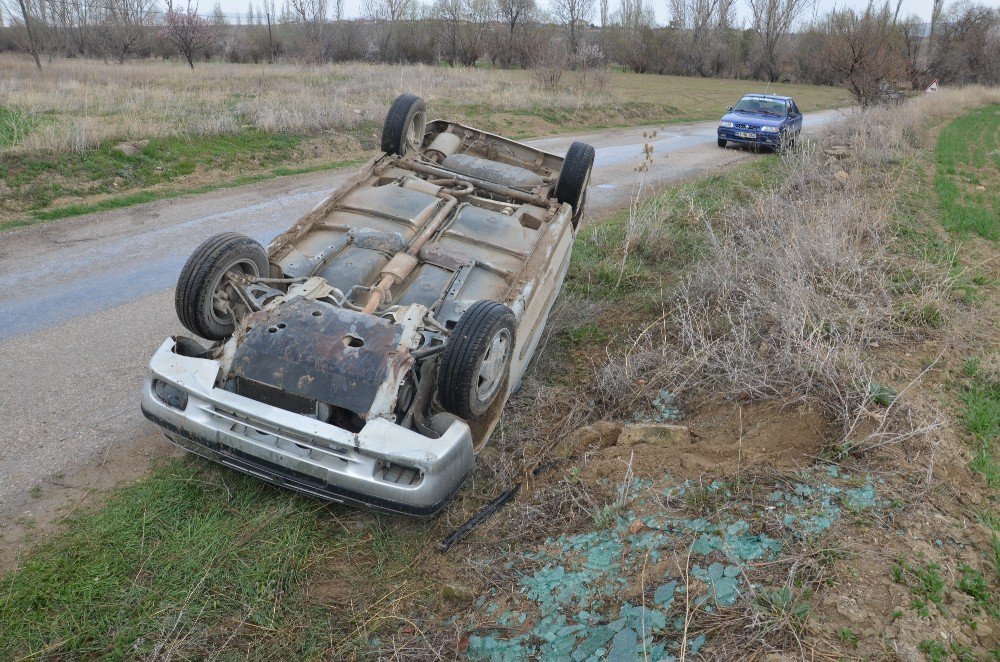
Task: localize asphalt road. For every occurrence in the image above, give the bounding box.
[0,109,847,532]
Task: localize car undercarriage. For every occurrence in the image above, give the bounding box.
[141,94,595,516]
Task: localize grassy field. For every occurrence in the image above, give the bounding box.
[3,89,998,660]
[935,103,1000,241]
[0,55,851,228]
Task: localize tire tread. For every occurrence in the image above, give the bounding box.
[381,93,425,155]
[437,301,515,420]
[175,232,268,340]
[554,141,595,227]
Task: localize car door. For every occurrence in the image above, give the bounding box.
[788,101,804,135]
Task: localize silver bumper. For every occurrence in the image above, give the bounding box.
[141,339,475,517]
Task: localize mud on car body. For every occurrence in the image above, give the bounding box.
[142,94,595,517]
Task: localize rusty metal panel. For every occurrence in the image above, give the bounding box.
[229,297,402,416]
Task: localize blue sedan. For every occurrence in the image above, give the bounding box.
[717,94,803,150]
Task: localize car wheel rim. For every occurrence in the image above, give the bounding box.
[208,259,259,326]
[476,327,511,403]
[405,111,426,153]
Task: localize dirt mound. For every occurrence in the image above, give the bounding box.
[569,401,829,484]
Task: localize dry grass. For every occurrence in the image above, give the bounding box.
[590,87,1000,458]
[0,55,851,153]
[0,58,583,151]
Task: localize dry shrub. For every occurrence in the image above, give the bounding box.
[531,39,570,90]
[599,89,1000,455]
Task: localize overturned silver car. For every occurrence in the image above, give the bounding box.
[141,94,595,516]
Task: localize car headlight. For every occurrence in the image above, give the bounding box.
[153,379,189,410]
[719,121,734,128]
[761,125,780,133]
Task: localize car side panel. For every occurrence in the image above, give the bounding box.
[505,204,576,393]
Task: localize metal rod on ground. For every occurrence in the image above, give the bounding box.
[435,462,556,553]
[437,484,521,553]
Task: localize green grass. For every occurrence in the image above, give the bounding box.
[918,638,948,662]
[958,359,1000,489]
[892,558,945,617]
[935,104,1000,241]
[0,459,435,659]
[1,131,305,214]
[0,105,37,148]
[837,626,859,648]
[0,157,362,233]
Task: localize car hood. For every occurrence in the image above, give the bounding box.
[721,112,784,127]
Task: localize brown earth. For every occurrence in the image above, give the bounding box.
[564,401,830,485]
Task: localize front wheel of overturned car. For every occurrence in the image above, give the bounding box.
[175,232,269,341]
[555,141,596,228]
[381,93,427,156]
[437,300,516,420]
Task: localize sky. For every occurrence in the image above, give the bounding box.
[206,0,941,26]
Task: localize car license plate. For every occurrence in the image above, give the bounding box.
[736,131,756,139]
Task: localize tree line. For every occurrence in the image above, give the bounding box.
[1,0,998,100]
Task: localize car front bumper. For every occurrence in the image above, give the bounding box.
[141,339,475,517]
[717,127,783,146]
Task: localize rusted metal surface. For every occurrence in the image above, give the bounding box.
[229,297,404,417]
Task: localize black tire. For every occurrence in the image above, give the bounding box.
[175,232,269,341]
[555,141,595,228]
[437,301,516,420]
[380,93,427,156]
[717,138,727,148]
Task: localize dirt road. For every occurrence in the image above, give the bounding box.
[0,110,846,533]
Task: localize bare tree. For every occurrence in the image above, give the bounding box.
[551,0,593,54]
[747,0,813,80]
[932,2,999,84]
[597,0,608,60]
[898,13,927,87]
[433,0,486,65]
[608,0,656,72]
[15,0,43,68]
[495,0,533,66]
[286,0,326,61]
[159,0,214,67]
[94,0,155,62]
[823,0,905,105]
[362,0,412,60]
[667,0,740,76]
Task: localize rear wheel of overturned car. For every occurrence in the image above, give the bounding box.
[437,300,516,420]
[175,232,269,341]
[381,93,427,156]
[555,141,596,228]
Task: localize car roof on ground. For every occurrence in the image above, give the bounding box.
[741,94,794,102]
